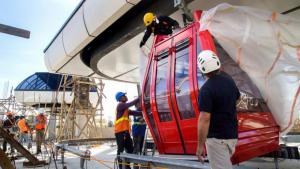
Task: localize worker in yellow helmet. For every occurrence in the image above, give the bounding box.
[140,12,179,47]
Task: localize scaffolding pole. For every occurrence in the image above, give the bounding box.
[49,75,105,142]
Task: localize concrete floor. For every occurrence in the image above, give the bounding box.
[13,143,300,169]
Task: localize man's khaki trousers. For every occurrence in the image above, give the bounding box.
[206,138,238,169]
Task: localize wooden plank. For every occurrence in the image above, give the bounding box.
[0,23,30,39]
[0,148,14,169]
[0,127,44,165]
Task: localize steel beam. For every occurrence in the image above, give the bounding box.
[59,137,115,144]
[85,0,193,80]
[56,144,90,169]
[119,153,210,169]
[119,153,258,169]
[0,23,30,39]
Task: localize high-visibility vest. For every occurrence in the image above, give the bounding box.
[35,115,46,130]
[17,118,29,133]
[133,122,143,125]
[133,116,146,126]
[115,108,130,133]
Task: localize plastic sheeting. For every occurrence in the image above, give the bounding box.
[200,3,300,134]
[215,41,270,113]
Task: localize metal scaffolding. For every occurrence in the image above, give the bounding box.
[0,95,27,116]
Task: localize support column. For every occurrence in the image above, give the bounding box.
[75,77,90,138]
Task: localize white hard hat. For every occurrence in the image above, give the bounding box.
[197,50,221,74]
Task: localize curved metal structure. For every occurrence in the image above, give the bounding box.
[14,72,97,106]
[44,0,300,82]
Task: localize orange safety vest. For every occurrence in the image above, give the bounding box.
[17,118,29,133]
[115,108,130,133]
[35,115,47,130]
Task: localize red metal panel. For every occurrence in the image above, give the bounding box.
[141,36,164,152]
[142,21,280,163]
[170,26,198,154]
[232,112,280,164]
[190,23,200,117]
[192,22,201,106]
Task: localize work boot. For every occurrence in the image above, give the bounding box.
[28,143,32,149]
[36,149,41,155]
[118,161,132,169]
[10,148,15,154]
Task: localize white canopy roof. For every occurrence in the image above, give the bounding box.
[44,0,300,83]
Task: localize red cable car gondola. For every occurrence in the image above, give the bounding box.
[141,11,279,164]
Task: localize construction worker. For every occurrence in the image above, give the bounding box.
[196,50,240,169]
[140,12,179,48]
[35,112,47,154]
[17,115,31,149]
[132,116,146,154]
[132,104,146,169]
[132,103,146,156]
[115,92,141,169]
[2,112,16,153]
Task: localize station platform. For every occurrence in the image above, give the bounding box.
[13,142,300,169]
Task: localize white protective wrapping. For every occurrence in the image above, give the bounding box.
[200,3,300,134]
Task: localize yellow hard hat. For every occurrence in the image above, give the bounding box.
[143,12,156,26]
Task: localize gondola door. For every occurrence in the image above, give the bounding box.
[151,38,185,154]
[169,26,199,154]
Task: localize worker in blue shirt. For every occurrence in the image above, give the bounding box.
[132,103,146,169]
[132,115,146,155]
[115,92,142,169]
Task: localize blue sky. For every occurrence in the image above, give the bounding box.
[0,0,81,97]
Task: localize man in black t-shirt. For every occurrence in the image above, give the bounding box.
[196,50,240,169]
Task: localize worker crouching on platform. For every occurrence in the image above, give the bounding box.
[17,115,32,149]
[115,92,142,169]
[139,12,179,48]
[196,50,240,169]
[35,112,47,154]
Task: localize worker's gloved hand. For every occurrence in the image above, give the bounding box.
[139,41,145,48]
[173,25,180,29]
